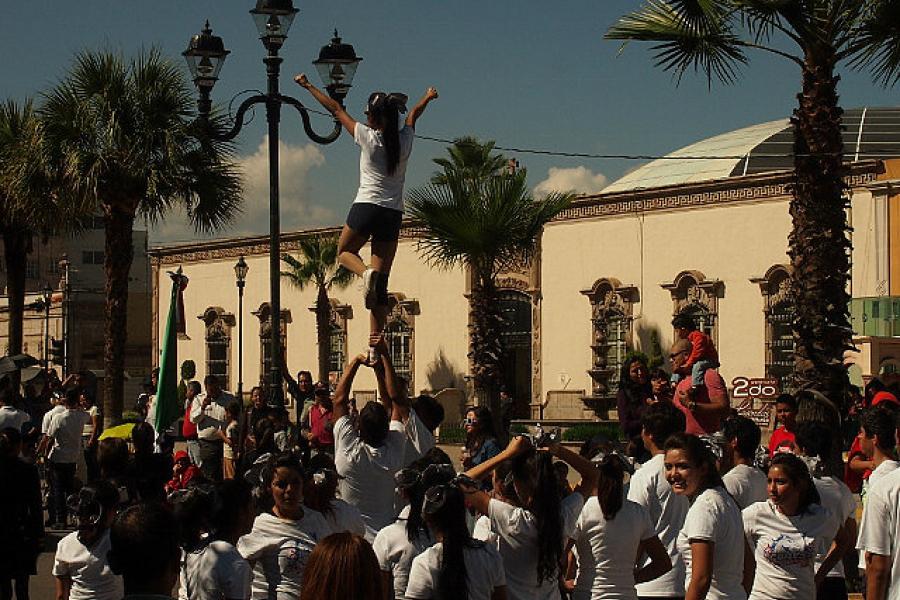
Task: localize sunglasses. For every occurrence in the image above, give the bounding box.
[668,350,687,359]
[464,417,477,426]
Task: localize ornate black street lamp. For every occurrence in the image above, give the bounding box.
[234,255,248,400]
[41,284,52,369]
[184,1,361,407]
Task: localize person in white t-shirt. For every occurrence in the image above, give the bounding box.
[0,389,30,433]
[302,452,366,537]
[332,336,411,540]
[406,484,507,600]
[855,405,900,582]
[794,422,857,600]
[237,453,332,600]
[858,465,900,599]
[374,458,456,599]
[295,72,438,362]
[567,452,671,600]
[459,435,599,600]
[174,478,255,600]
[44,389,90,528]
[53,481,123,600]
[627,401,690,600]
[721,416,767,510]
[744,452,841,600]
[663,433,747,600]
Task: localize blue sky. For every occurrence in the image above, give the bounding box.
[4,2,899,243]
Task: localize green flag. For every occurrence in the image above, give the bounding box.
[154,269,188,433]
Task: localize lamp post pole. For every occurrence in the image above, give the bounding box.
[42,285,52,369]
[235,256,248,400]
[184,1,362,408]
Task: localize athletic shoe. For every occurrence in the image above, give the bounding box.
[363,268,378,309]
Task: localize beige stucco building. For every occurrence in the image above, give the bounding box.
[148,107,900,424]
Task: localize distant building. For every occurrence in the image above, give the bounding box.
[147,107,900,427]
[0,217,152,401]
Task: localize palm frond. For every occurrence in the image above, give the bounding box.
[606,0,748,85]
[844,0,900,86]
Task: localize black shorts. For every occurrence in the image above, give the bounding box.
[346,203,403,242]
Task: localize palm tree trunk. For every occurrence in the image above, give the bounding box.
[788,46,851,419]
[315,285,331,385]
[102,205,135,428]
[3,227,29,357]
[469,271,505,415]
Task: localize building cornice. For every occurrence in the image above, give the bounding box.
[148,161,883,266]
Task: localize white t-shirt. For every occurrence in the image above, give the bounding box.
[402,408,436,466]
[857,468,900,598]
[0,405,30,432]
[237,510,332,600]
[42,403,66,434]
[178,540,252,600]
[744,500,839,600]
[488,493,584,600]
[46,408,90,464]
[321,498,366,537]
[190,392,234,441]
[571,496,655,600]
[472,514,499,548]
[405,541,506,600]
[334,415,407,539]
[723,464,768,510]
[812,476,855,578]
[677,487,746,600]
[52,529,124,600]
[373,506,434,600]
[627,453,689,597]
[858,459,900,573]
[353,123,415,212]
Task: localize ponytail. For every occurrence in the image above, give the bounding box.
[596,458,625,520]
[422,484,477,600]
[366,91,404,175]
[512,448,562,583]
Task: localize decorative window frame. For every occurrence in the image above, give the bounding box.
[751,265,795,391]
[661,270,723,346]
[322,299,352,383]
[580,278,639,397]
[384,293,420,392]
[253,302,292,391]
[198,306,235,391]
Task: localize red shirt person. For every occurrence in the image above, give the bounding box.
[767,394,798,457]
[669,339,729,434]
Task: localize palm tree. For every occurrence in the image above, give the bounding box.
[408,159,573,404]
[280,235,355,384]
[41,49,243,427]
[607,1,900,410]
[0,99,80,357]
[430,136,508,186]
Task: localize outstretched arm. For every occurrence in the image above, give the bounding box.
[333,354,367,422]
[370,334,407,422]
[294,73,357,136]
[406,87,438,128]
[544,442,598,500]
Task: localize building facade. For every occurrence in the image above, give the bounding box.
[147,108,900,422]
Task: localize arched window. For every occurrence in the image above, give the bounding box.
[383,294,419,389]
[498,290,533,415]
[253,303,291,392]
[581,278,638,397]
[752,265,795,392]
[199,307,234,390]
[662,270,723,346]
[324,300,352,383]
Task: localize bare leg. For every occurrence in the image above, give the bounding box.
[369,239,399,335]
[337,224,369,276]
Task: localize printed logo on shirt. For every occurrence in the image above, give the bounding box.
[278,540,312,578]
[762,533,816,567]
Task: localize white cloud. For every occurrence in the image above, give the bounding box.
[149,136,335,243]
[533,166,608,197]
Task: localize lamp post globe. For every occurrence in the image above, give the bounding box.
[182,21,229,117]
[313,30,363,104]
[250,0,299,50]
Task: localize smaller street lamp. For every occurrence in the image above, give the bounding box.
[41,284,52,368]
[234,255,249,401]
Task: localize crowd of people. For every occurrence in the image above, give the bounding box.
[4,316,900,599]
